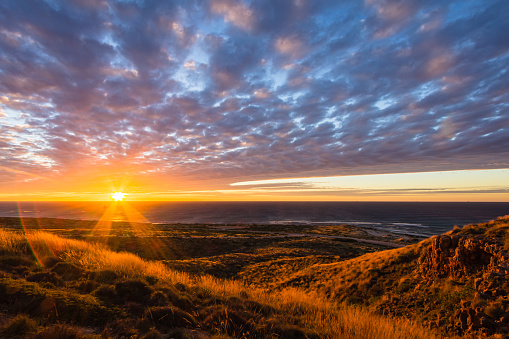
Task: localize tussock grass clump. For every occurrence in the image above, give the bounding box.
[0,276,117,326]
[101,319,141,338]
[32,324,86,339]
[93,285,118,304]
[146,306,197,329]
[51,262,84,280]
[26,271,64,287]
[1,314,38,337]
[115,280,154,304]
[201,307,257,337]
[140,328,163,339]
[0,254,37,269]
[89,269,118,284]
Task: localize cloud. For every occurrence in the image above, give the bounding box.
[275,35,306,59]
[0,0,508,199]
[210,0,255,31]
[230,169,509,197]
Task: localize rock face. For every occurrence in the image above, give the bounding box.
[420,234,509,279]
[455,301,498,335]
[420,233,509,335]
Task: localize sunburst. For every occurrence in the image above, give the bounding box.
[111,191,127,201]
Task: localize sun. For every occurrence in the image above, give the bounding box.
[111,192,127,201]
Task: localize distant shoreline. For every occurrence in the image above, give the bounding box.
[1,201,507,239]
[0,216,427,248]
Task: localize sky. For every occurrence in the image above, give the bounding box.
[0,0,508,202]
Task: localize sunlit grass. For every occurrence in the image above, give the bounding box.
[0,228,438,338]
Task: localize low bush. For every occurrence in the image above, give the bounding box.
[146,306,197,329]
[201,307,255,337]
[270,324,319,339]
[1,314,38,337]
[101,319,139,338]
[149,290,168,306]
[93,285,118,304]
[0,254,37,269]
[141,328,163,339]
[76,280,100,293]
[32,324,84,339]
[90,269,118,284]
[51,262,84,280]
[115,280,154,304]
[26,271,64,287]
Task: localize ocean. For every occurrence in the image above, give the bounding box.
[0,201,507,238]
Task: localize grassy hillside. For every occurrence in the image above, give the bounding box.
[253,215,509,337]
[0,228,437,338]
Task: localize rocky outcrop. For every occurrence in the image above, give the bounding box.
[420,234,509,279]
[455,301,499,336]
[420,233,509,336]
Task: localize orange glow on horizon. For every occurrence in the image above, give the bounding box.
[0,169,507,202]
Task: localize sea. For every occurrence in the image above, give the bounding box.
[0,201,507,238]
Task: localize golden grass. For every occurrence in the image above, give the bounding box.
[267,238,435,301]
[0,228,439,339]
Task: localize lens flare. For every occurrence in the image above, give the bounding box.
[111,192,127,201]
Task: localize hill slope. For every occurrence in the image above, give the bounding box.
[0,228,436,339]
[239,216,509,337]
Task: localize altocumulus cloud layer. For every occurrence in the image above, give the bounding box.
[0,0,508,196]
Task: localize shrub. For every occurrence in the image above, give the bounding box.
[77,280,100,293]
[141,328,163,339]
[146,306,197,329]
[90,270,118,284]
[125,301,146,316]
[101,319,139,338]
[160,288,193,311]
[1,314,37,337]
[51,262,84,280]
[149,291,168,306]
[166,329,190,339]
[93,285,118,304]
[270,325,317,339]
[115,280,154,304]
[245,300,276,317]
[26,271,64,287]
[201,307,255,337]
[145,275,158,285]
[346,296,364,305]
[174,282,188,292]
[196,286,212,299]
[0,254,37,269]
[32,324,82,339]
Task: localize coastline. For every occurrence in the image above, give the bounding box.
[2,201,507,239]
[0,216,423,248]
